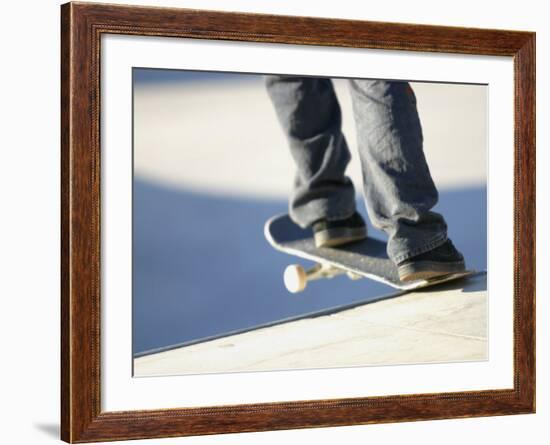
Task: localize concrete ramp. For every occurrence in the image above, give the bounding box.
[134,273,487,377]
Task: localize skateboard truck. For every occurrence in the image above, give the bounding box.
[284,263,362,293]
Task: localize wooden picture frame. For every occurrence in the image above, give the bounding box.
[61,2,535,442]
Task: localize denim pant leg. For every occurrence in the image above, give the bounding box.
[265,75,356,228]
[348,80,448,263]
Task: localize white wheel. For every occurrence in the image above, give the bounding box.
[284,264,307,293]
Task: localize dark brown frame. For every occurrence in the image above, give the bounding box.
[61,1,536,442]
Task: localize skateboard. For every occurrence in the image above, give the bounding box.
[265,214,474,293]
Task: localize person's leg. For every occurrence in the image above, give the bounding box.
[348,79,463,278]
[265,75,357,229]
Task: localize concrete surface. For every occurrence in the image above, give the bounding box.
[134,272,487,376]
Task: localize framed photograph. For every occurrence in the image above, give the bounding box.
[61,2,535,442]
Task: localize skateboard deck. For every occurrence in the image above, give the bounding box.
[265,214,473,293]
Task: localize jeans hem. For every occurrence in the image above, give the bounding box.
[392,233,448,264]
[290,200,356,228]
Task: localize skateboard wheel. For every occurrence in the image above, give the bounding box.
[284,264,307,293]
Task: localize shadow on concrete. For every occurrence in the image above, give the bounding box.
[459,273,488,294]
[133,178,486,355]
[414,271,487,295]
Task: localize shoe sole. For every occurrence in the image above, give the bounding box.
[397,260,466,282]
[314,226,367,248]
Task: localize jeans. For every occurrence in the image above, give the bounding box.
[264,76,448,264]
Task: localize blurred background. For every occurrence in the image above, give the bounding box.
[132,69,487,357]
